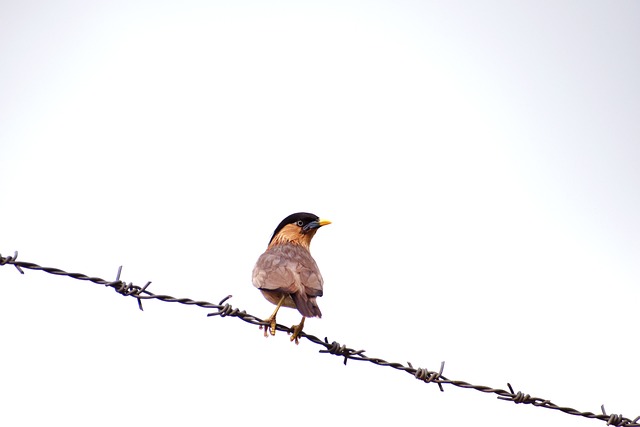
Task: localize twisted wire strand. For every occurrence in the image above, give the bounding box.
[1,251,638,427]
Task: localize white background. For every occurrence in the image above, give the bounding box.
[1,1,638,426]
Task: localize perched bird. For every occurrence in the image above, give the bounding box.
[252,212,331,344]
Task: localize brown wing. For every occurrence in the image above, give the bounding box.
[297,254,323,297]
[252,247,298,294]
[252,243,323,295]
[252,243,324,317]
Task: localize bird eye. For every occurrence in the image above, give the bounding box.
[296,220,304,227]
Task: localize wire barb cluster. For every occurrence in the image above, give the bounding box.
[1,250,638,427]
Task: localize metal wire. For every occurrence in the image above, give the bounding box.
[1,250,638,427]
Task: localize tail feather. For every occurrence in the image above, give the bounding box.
[291,292,322,318]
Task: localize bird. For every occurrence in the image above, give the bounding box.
[252,212,331,344]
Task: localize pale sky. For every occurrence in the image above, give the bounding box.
[1,1,639,426]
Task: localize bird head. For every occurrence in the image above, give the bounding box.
[268,212,331,248]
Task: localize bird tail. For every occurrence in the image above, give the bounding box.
[291,293,322,318]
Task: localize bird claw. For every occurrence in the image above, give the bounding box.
[259,324,268,337]
[289,317,306,345]
[259,316,277,337]
[289,327,300,344]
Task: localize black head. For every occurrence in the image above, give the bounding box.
[269,212,329,244]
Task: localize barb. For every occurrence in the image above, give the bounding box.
[1,251,638,427]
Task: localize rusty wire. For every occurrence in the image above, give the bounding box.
[1,250,638,427]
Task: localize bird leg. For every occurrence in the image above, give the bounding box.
[261,294,286,337]
[289,316,306,345]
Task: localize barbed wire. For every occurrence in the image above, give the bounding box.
[1,250,638,426]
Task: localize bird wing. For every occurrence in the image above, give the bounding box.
[252,250,298,294]
[297,256,323,297]
[252,244,323,297]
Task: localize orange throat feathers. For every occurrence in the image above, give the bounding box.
[268,223,317,250]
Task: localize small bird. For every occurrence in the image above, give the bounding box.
[252,212,331,344]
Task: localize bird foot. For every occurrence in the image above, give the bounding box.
[289,317,306,345]
[259,315,277,337]
[259,295,285,338]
